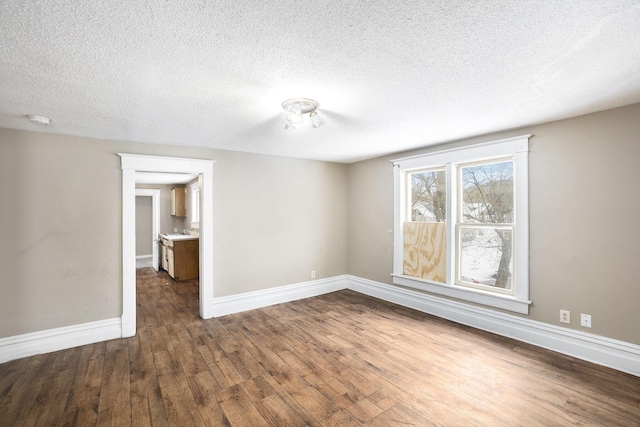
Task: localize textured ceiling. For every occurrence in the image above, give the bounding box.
[1,1,639,163]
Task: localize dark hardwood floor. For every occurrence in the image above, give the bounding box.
[1,268,639,426]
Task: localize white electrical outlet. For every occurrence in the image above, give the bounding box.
[311,270,316,278]
[580,313,592,328]
[560,310,570,324]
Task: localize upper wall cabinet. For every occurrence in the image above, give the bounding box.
[171,188,187,217]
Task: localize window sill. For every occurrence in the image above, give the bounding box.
[391,274,531,314]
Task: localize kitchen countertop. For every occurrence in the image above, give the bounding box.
[159,233,199,241]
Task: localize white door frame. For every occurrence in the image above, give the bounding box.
[135,189,161,271]
[119,153,215,337]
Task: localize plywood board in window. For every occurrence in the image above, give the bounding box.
[403,222,446,282]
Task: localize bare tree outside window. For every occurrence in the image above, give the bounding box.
[459,160,514,289]
[411,170,446,222]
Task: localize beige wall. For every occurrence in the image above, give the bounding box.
[0,129,348,337]
[211,150,348,295]
[135,196,153,256]
[347,103,640,345]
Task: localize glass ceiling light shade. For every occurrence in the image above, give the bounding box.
[309,110,324,128]
[281,98,324,130]
[287,108,304,125]
[26,115,51,126]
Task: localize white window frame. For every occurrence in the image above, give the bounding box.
[392,135,531,314]
[456,157,514,294]
[190,180,200,229]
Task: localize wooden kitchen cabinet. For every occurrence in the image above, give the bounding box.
[171,187,186,217]
[159,235,199,281]
[171,239,199,281]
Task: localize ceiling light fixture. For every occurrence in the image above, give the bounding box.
[281,98,324,130]
[26,115,51,126]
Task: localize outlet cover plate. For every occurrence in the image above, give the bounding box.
[560,310,570,324]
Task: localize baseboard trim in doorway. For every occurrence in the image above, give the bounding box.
[0,318,122,364]
[136,255,153,269]
[212,275,348,317]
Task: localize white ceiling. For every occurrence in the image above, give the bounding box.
[1,1,639,163]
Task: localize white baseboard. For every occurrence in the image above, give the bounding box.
[213,275,348,317]
[346,275,640,377]
[0,318,122,364]
[136,255,153,269]
[3,275,638,378]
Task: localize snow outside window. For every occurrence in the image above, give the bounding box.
[392,135,531,314]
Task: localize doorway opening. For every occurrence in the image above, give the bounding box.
[119,154,215,337]
[135,189,161,271]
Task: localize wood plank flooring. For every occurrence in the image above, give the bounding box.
[1,268,639,426]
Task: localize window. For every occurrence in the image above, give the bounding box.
[190,181,200,229]
[392,135,531,313]
[404,168,447,284]
[458,159,513,292]
[410,168,446,222]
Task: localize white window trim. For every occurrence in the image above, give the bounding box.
[392,135,531,314]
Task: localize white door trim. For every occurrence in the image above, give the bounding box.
[135,189,161,271]
[119,153,215,337]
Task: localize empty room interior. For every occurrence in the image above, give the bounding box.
[1,1,639,425]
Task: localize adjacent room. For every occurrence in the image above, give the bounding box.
[1,1,639,425]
